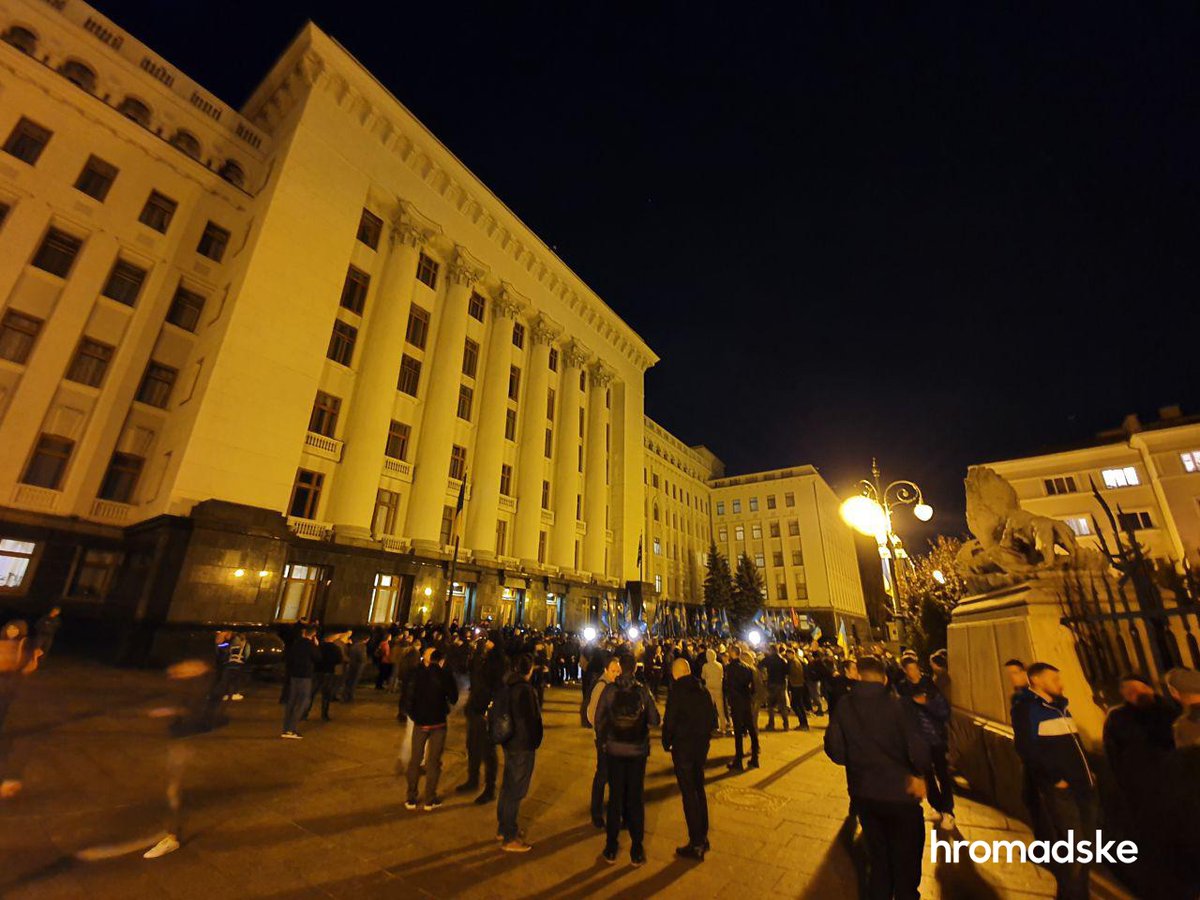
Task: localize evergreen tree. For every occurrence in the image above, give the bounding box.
[703,542,733,614]
[731,553,766,631]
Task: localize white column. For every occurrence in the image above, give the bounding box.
[325,214,427,534]
[550,340,590,570]
[463,291,524,558]
[512,315,561,563]
[583,362,615,575]
[406,247,486,550]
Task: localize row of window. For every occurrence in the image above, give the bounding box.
[1040,463,1193,496]
[20,430,147,503]
[647,470,708,513]
[715,493,796,516]
[718,520,803,542]
[1062,510,1154,537]
[1,27,247,186]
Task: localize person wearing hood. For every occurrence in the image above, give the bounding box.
[662,657,717,861]
[496,653,542,853]
[897,657,954,830]
[594,652,660,867]
[700,648,727,736]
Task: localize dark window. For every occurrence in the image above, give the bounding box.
[340,266,369,314]
[288,469,324,519]
[784,492,795,507]
[385,420,410,460]
[138,191,176,233]
[308,391,340,437]
[59,59,97,92]
[512,322,525,348]
[398,354,421,395]
[462,339,479,378]
[468,292,485,321]
[541,480,551,510]
[792,549,804,566]
[767,495,777,510]
[356,208,382,249]
[769,521,780,538]
[547,387,556,420]
[788,519,800,537]
[2,26,37,55]
[196,222,230,261]
[544,427,553,458]
[504,408,517,441]
[136,362,177,408]
[457,384,473,420]
[500,464,513,496]
[21,434,73,489]
[0,310,42,364]
[1117,511,1154,531]
[0,202,8,227]
[75,155,118,201]
[405,305,430,349]
[32,228,82,277]
[440,506,455,545]
[508,366,520,401]
[416,252,439,289]
[773,551,784,567]
[166,286,205,332]
[68,549,122,600]
[548,347,558,371]
[97,452,144,502]
[3,118,51,165]
[218,160,245,188]
[117,96,151,127]
[538,531,547,563]
[580,370,587,391]
[449,445,467,480]
[101,259,146,306]
[327,320,357,366]
[170,129,200,158]
[65,337,113,387]
[1044,476,1078,496]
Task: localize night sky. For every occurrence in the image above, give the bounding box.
[98,1,1200,542]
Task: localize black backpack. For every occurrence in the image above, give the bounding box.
[608,682,647,743]
[488,682,514,745]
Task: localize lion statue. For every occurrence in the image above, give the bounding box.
[955,466,1099,590]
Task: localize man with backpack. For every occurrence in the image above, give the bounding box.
[586,655,622,829]
[593,653,660,866]
[493,653,542,853]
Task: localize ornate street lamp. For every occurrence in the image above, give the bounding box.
[840,458,933,627]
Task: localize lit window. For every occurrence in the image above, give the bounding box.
[1102,466,1140,489]
[1062,516,1092,537]
[1180,451,1200,473]
[718,527,727,542]
[715,501,725,516]
[749,497,759,512]
[653,537,662,555]
[754,553,765,568]
[0,538,37,591]
[735,525,745,541]
[654,574,662,593]
[732,499,742,514]
[369,573,400,623]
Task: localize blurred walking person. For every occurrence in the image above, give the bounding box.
[0,620,41,798]
[701,648,727,735]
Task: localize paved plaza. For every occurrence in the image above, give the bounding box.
[0,659,1061,899]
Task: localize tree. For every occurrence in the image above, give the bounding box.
[703,542,733,617]
[899,535,967,659]
[731,553,766,631]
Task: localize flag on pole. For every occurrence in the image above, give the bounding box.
[636,534,643,570]
[837,617,849,654]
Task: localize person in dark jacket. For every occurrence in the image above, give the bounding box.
[724,646,759,770]
[306,633,346,722]
[662,657,717,860]
[897,657,954,830]
[825,655,930,900]
[1013,662,1097,900]
[594,653,660,867]
[402,648,459,811]
[341,633,369,702]
[496,654,543,853]
[459,633,506,804]
[281,626,319,739]
[32,607,61,658]
[759,644,790,731]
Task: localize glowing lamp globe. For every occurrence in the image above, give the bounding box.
[840,495,887,537]
[913,502,934,522]
[748,629,762,647]
[583,626,598,642]
[626,626,640,641]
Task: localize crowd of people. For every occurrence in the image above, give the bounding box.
[3,606,1200,898]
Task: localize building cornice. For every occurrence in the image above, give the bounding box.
[242,28,659,374]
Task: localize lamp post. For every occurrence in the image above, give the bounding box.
[839,458,933,635]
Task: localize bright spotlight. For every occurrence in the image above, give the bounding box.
[748,629,762,647]
[233,568,245,578]
[626,626,639,641]
[932,569,947,585]
[840,495,887,537]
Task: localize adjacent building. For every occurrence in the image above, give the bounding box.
[984,407,1200,566]
[0,0,867,654]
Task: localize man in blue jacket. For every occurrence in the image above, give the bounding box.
[1013,662,1098,900]
[898,657,954,830]
[496,653,542,853]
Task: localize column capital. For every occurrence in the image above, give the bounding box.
[531,314,563,346]
[561,338,591,369]
[390,199,441,250]
[448,246,487,287]
[589,361,617,387]
[493,286,526,320]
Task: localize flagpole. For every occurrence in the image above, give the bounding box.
[443,474,467,628]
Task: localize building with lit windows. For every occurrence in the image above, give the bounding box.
[0,0,866,655]
[984,407,1200,566]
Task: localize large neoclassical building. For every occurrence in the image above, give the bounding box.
[0,0,865,654]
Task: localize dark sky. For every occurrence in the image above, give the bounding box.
[99,1,1200,542]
